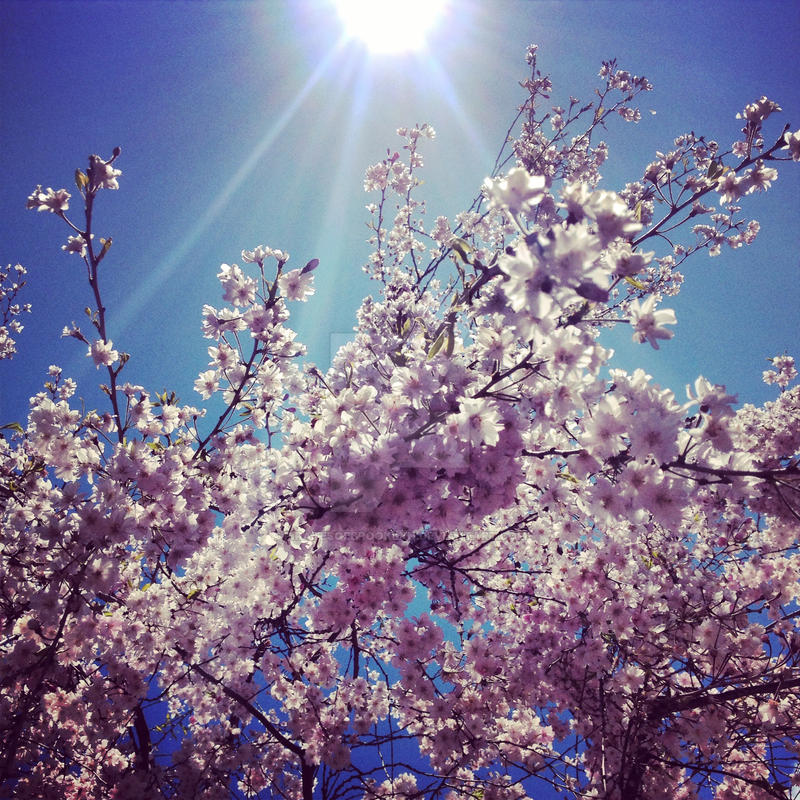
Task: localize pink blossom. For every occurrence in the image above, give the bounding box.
[277,268,314,301]
[736,95,781,125]
[194,369,219,399]
[782,129,800,161]
[685,376,737,416]
[629,295,677,348]
[762,354,797,388]
[449,396,503,447]
[87,154,122,190]
[88,338,119,368]
[364,161,390,191]
[743,160,778,193]
[26,185,70,213]
[61,234,90,256]
[483,167,547,216]
[218,263,257,306]
[717,172,747,205]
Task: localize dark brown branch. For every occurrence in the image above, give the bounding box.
[649,675,800,719]
[176,647,304,758]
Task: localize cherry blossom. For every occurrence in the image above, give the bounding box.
[763,354,798,389]
[483,167,548,216]
[88,338,119,368]
[628,294,677,348]
[87,152,122,190]
[782,129,800,160]
[25,185,70,213]
[278,267,315,301]
[737,96,782,125]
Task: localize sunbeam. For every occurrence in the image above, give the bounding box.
[114,35,349,338]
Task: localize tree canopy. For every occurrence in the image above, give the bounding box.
[2,44,800,800]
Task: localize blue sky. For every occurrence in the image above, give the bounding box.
[1,0,799,427]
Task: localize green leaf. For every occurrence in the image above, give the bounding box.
[450,237,473,263]
[706,160,727,181]
[96,237,112,264]
[624,276,646,290]
[444,327,455,358]
[75,169,89,190]
[427,330,446,360]
[0,422,24,434]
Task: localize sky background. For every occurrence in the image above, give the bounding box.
[1,0,799,429]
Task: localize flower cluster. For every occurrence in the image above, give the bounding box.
[762,353,798,389]
[0,263,30,360]
[26,185,70,213]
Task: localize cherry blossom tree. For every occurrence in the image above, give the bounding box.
[2,45,800,800]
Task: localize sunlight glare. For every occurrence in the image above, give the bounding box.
[333,0,446,54]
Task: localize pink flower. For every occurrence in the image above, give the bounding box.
[743,160,778,194]
[731,140,749,158]
[278,268,314,301]
[364,162,390,191]
[585,188,641,245]
[762,354,797,388]
[581,396,628,459]
[717,172,746,205]
[736,96,781,125]
[61,234,90,257]
[629,295,676,349]
[87,154,122,190]
[628,407,679,463]
[88,338,119,368]
[604,241,653,277]
[26,185,70,213]
[483,167,547,216]
[218,263,256,307]
[500,243,554,320]
[685,376,737,416]
[194,369,219,399]
[782,129,800,161]
[451,396,503,447]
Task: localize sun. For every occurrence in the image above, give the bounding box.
[333,0,447,54]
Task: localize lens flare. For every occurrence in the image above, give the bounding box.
[333,0,447,54]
